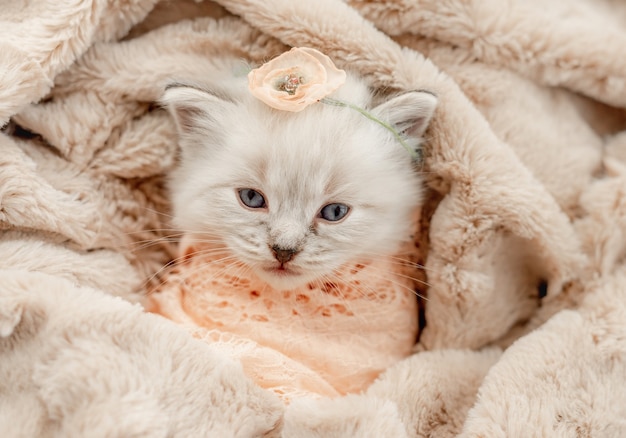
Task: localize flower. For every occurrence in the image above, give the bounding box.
[248,47,346,112]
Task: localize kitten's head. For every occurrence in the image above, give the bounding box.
[162,69,436,290]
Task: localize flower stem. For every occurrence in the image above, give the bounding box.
[321,98,418,159]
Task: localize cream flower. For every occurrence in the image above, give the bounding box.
[248,47,347,112]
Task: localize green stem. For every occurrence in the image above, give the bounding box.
[321,98,418,159]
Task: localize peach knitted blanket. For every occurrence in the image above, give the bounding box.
[149,238,419,402]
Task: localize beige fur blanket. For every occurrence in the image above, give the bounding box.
[2,0,626,436]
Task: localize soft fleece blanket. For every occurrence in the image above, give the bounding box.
[2,0,626,436]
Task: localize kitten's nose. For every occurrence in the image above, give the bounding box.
[271,246,298,264]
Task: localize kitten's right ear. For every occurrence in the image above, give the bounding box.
[372,90,437,140]
[161,84,230,137]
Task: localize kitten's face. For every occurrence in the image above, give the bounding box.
[163,72,436,290]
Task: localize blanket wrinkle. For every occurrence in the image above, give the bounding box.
[461,269,626,438]
[0,232,141,301]
[2,0,626,436]
[51,17,287,100]
[348,0,626,107]
[0,136,102,247]
[365,348,502,437]
[88,110,178,179]
[0,270,283,437]
[0,0,160,125]
[14,93,149,167]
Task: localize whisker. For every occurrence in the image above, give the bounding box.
[193,252,254,290]
[356,250,435,272]
[304,274,357,326]
[124,228,180,235]
[227,261,259,291]
[126,236,185,252]
[123,228,229,242]
[141,248,235,294]
[164,255,243,292]
[353,267,429,301]
[362,262,432,289]
[318,273,371,327]
[189,258,247,290]
[139,206,176,220]
[127,236,229,253]
[308,274,339,313]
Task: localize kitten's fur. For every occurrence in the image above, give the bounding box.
[162,63,436,291]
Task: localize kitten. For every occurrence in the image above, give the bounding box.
[161,63,437,292]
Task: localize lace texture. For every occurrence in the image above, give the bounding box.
[150,244,419,403]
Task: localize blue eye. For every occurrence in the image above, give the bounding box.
[238,189,266,209]
[319,203,350,222]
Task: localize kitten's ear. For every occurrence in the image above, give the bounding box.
[161,84,230,137]
[372,91,437,140]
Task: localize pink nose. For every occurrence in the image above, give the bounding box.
[271,246,298,264]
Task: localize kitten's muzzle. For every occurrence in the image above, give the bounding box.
[271,246,299,264]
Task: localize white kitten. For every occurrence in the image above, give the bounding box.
[162,64,436,291]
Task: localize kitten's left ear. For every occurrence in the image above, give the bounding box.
[372,91,438,140]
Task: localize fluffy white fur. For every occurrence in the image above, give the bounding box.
[162,68,436,290]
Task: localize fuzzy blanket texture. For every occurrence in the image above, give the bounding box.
[2,0,626,436]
